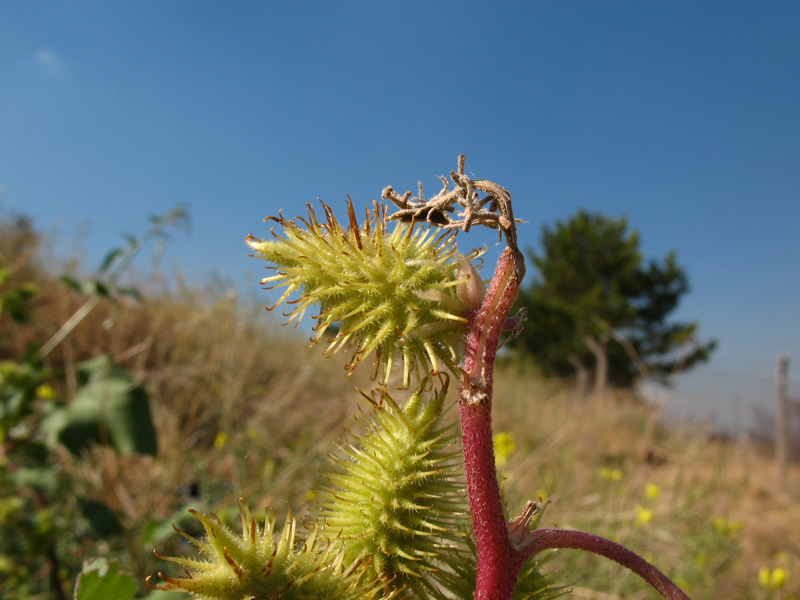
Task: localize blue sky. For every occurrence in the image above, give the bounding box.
[1,2,798,431]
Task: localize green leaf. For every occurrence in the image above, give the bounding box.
[40,355,158,456]
[74,558,137,600]
[83,280,110,297]
[98,248,123,274]
[61,275,111,298]
[10,467,59,496]
[141,509,196,549]
[60,275,84,292]
[79,498,124,538]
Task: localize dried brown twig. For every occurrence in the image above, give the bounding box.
[382,154,524,265]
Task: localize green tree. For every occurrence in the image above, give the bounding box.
[512,210,716,390]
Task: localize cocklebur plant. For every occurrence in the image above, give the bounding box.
[316,377,466,594]
[244,199,484,389]
[152,500,387,600]
[151,157,691,600]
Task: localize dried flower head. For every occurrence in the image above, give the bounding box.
[246,198,483,388]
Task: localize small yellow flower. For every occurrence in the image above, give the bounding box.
[36,383,55,400]
[771,568,788,590]
[246,428,258,439]
[711,516,744,538]
[645,482,661,501]
[214,431,228,448]
[493,432,516,467]
[759,566,788,590]
[600,467,623,482]
[760,567,771,589]
[635,504,653,526]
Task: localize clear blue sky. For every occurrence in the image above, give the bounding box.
[1,2,798,431]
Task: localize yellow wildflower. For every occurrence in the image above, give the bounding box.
[645,482,661,501]
[759,566,788,590]
[760,567,771,589]
[36,383,55,400]
[711,516,744,538]
[600,467,623,482]
[635,504,653,526]
[493,432,516,467]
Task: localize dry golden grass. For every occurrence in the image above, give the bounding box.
[2,217,798,598]
[491,361,800,599]
[1,218,379,585]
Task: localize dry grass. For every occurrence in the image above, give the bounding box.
[491,360,800,599]
[2,217,798,598]
[1,217,378,586]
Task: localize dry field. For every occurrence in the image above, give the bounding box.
[2,219,798,599]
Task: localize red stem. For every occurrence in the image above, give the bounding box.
[459,401,518,599]
[520,529,692,600]
[459,248,525,600]
[457,247,690,600]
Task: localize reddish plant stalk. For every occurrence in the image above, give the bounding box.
[458,246,690,600]
[459,247,525,600]
[518,529,691,600]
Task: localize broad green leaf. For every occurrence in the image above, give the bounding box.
[40,355,158,456]
[74,558,137,600]
[79,498,123,538]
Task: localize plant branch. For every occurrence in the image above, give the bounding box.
[459,243,526,600]
[37,205,188,359]
[400,156,524,599]
[459,247,692,600]
[519,527,691,600]
[388,156,690,600]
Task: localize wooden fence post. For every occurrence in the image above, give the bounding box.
[776,353,789,491]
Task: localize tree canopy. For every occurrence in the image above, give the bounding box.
[512,210,716,389]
